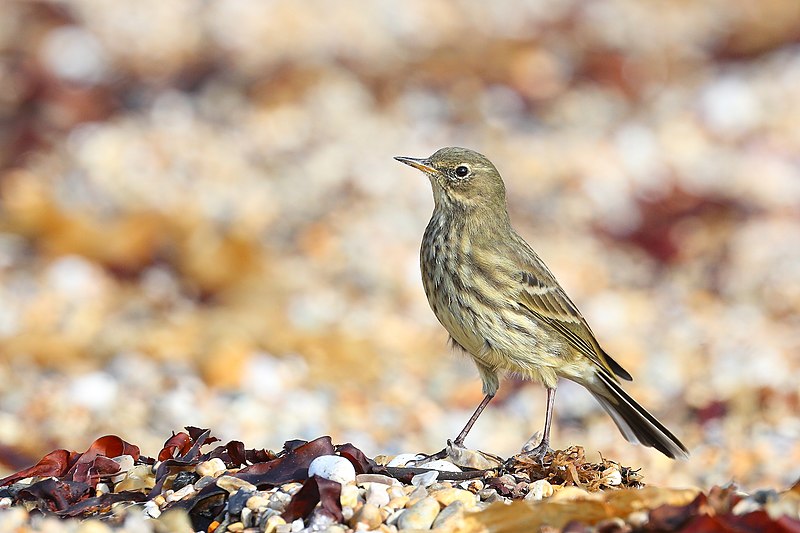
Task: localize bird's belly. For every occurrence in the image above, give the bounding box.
[423,269,567,381]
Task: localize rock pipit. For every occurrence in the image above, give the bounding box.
[395,147,688,461]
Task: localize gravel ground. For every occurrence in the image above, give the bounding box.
[1,4,799,527]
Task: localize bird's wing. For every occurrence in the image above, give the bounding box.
[512,241,632,381]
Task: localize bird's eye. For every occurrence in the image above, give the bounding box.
[455,165,469,178]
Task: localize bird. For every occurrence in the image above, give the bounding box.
[394,147,688,461]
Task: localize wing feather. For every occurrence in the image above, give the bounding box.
[516,272,632,381]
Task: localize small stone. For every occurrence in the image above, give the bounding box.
[195,458,227,478]
[114,464,155,492]
[263,514,286,533]
[349,503,383,530]
[411,470,439,487]
[307,509,337,530]
[339,484,361,508]
[290,518,304,531]
[459,479,484,493]
[373,455,392,466]
[165,484,197,503]
[397,496,441,530]
[194,476,217,490]
[386,453,425,467]
[732,498,761,515]
[143,500,161,518]
[76,520,112,533]
[327,526,347,533]
[385,509,404,526]
[765,491,800,520]
[171,470,200,491]
[308,455,356,485]
[0,507,27,528]
[431,487,477,509]
[626,511,649,528]
[407,485,429,506]
[228,488,256,515]
[600,466,622,487]
[268,490,292,511]
[388,486,405,499]
[280,482,303,495]
[96,483,110,495]
[366,483,390,507]
[216,476,257,494]
[241,508,252,527]
[525,479,554,501]
[110,455,135,483]
[341,506,354,521]
[478,488,505,503]
[153,509,193,533]
[226,522,244,532]
[432,501,464,529]
[387,496,410,509]
[356,473,401,486]
[596,517,628,533]
[246,495,271,511]
[417,459,461,472]
[551,486,601,502]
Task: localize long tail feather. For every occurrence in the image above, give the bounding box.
[589,371,689,459]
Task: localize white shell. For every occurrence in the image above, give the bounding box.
[307,455,356,485]
[386,453,425,467]
[416,459,462,472]
[410,470,439,487]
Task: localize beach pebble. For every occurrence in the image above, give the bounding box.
[356,473,400,486]
[397,496,441,530]
[165,484,196,503]
[406,485,429,506]
[432,501,465,529]
[339,484,361,508]
[110,455,135,483]
[387,453,425,467]
[431,487,478,509]
[601,466,622,486]
[365,483,390,507]
[525,479,554,501]
[307,455,356,485]
[263,515,285,533]
[114,465,155,492]
[227,488,255,516]
[246,495,271,511]
[348,503,383,530]
[195,458,227,477]
[411,469,439,487]
[417,459,462,472]
[216,476,256,494]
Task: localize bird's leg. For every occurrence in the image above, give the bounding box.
[523,387,556,464]
[410,393,495,466]
[453,393,495,447]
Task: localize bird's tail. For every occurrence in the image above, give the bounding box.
[587,371,689,459]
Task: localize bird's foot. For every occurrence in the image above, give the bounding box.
[520,440,554,467]
[445,440,503,470]
[407,448,448,467]
[408,440,502,470]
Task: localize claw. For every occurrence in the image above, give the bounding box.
[521,442,554,466]
[407,448,448,467]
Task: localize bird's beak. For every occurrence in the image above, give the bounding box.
[394,156,436,174]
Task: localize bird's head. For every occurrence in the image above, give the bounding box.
[395,147,507,211]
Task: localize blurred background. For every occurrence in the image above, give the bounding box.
[1,0,799,491]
